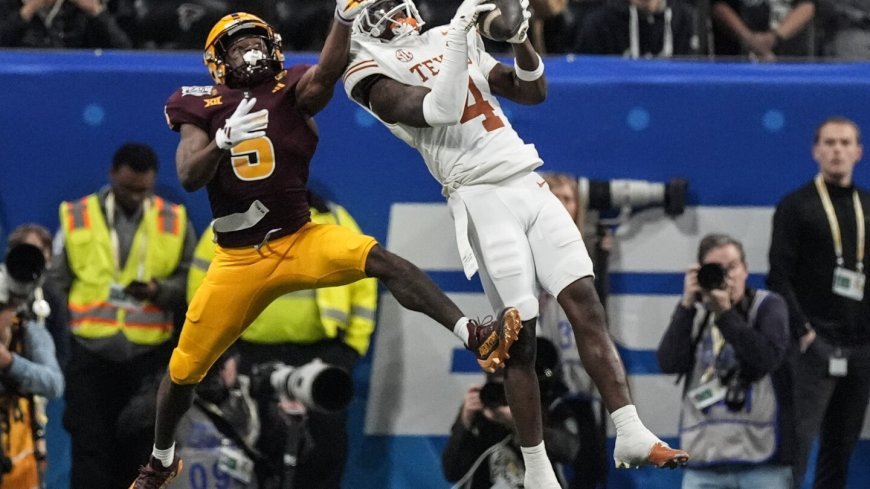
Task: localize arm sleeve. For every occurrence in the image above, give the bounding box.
[84,10,133,49]
[767,197,811,339]
[5,322,64,399]
[0,9,28,47]
[656,304,698,374]
[422,29,471,126]
[716,293,789,380]
[442,409,487,482]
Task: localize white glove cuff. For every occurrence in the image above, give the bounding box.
[215,128,232,150]
[335,7,354,25]
[514,54,544,82]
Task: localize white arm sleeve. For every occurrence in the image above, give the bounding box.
[422,29,470,127]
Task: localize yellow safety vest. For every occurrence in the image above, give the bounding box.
[60,194,187,345]
[188,204,378,356]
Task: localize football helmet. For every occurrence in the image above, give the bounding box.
[353,0,425,42]
[203,12,284,87]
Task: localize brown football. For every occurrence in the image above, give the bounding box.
[476,0,524,42]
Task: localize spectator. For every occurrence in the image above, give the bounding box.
[49,142,196,489]
[710,0,815,60]
[767,116,870,489]
[187,189,378,489]
[576,0,699,58]
[816,0,870,60]
[0,240,64,488]
[442,338,580,489]
[536,172,609,488]
[0,0,132,48]
[658,233,795,488]
[7,224,69,371]
[122,0,277,49]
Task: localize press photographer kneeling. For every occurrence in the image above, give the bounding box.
[657,234,796,489]
[0,238,64,488]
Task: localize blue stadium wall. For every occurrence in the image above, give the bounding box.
[2,51,870,488]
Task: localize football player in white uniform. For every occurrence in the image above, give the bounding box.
[343,0,690,486]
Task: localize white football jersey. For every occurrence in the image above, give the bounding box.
[344,27,543,195]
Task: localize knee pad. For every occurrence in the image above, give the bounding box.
[168,348,207,385]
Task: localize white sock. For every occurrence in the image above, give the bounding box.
[152,443,176,468]
[521,442,560,487]
[611,404,644,436]
[454,317,470,345]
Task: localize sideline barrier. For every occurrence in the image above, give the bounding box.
[2,51,870,488]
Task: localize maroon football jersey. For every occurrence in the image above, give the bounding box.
[164,65,317,247]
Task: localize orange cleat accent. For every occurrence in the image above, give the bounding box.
[647,442,690,469]
[467,307,522,373]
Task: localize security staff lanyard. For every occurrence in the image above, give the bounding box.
[105,192,150,281]
[815,174,866,301]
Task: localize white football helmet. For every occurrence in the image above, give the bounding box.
[353,0,425,42]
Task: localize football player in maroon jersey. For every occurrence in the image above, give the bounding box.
[131,4,522,487]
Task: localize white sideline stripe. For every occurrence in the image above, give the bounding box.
[609,294,682,350]
[371,203,870,438]
[386,204,775,273]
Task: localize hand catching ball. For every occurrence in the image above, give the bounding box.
[476,0,525,42]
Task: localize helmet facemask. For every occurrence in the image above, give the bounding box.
[353,0,425,42]
[203,13,284,88]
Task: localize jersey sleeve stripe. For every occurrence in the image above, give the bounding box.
[343,60,380,82]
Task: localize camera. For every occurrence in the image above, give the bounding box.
[0,243,49,318]
[718,367,749,412]
[250,359,353,414]
[697,263,727,291]
[479,381,507,410]
[578,177,688,216]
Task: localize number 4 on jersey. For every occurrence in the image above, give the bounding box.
[460,79,505,132]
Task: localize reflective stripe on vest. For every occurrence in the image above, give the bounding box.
[61,194,186,345]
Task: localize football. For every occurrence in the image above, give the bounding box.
[476,0,525,42]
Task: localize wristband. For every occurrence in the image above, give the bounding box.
[335,7,353,25]
[514,54,544,82]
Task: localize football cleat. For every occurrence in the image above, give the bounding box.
[614,437,689,469]
[129,456,183,489]
[467,307,522,373]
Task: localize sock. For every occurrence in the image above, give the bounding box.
[611,404,644,436]
[521,441,560,486]
[454,317,470,345]
[152,443,176,468]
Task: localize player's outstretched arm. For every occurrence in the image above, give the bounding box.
[297,0,374,117]
[364,0,494,127]
[487,0,546,105]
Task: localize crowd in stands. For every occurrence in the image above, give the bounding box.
[1,0,869,60]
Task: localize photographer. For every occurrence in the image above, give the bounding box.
[0,242,64,488]
[442,338,580,489]
[657,234,795,488]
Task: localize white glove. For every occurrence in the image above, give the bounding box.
[451,0,496,32]
[506,0,532,44]
[335,0,375,24]
[215,97,268,150]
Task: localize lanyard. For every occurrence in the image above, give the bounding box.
[105,193,150,280]
[814,174,865,271]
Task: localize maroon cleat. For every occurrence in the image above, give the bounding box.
[466,307,522,373]
[129,456,183,489]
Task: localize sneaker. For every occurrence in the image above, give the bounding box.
[129,456,183,489]
[614,433,689,469]
[467,307,522,373]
